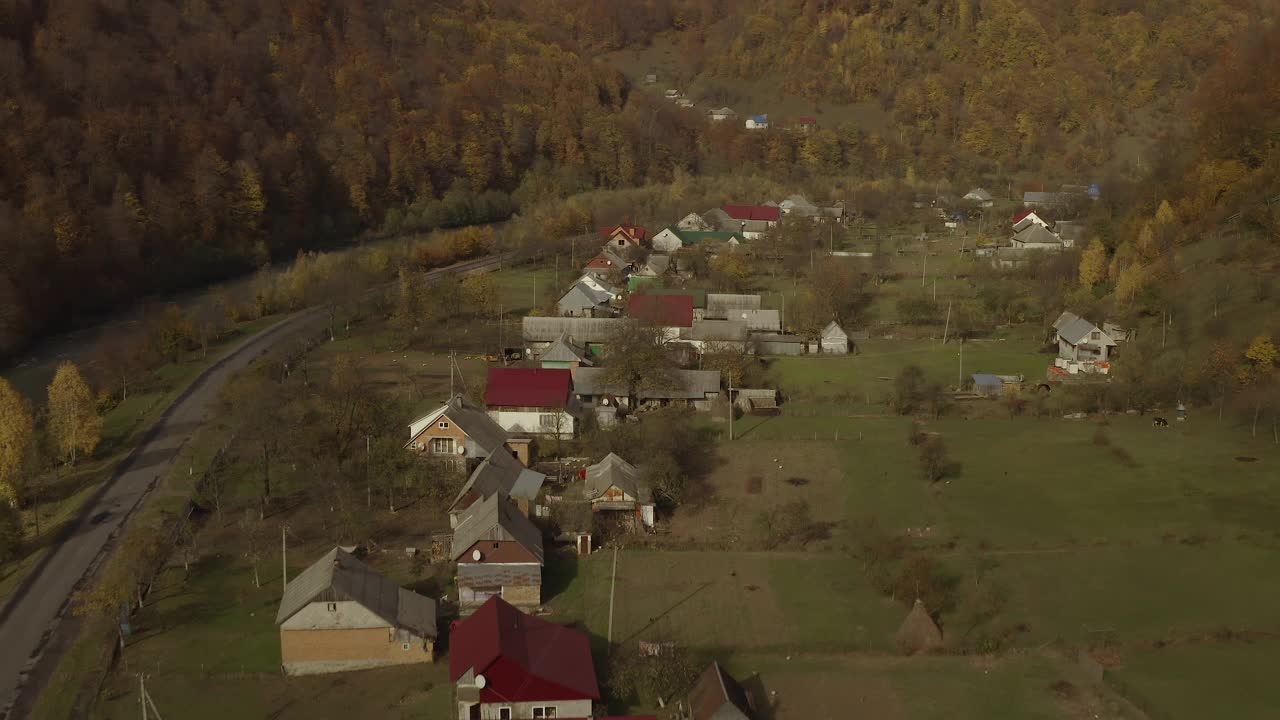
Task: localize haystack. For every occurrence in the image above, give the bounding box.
[895,599,943,654]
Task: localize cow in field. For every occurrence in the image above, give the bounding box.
[1152,417,1169,427]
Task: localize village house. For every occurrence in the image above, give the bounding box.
[583,453,655,529]
[721,204,781,239]
[701,207,737,232]
[632,253,672,280]
[557,277,618,317]
[681,662,756,720]
[793,116,818,134]
[1053,311,1117,373]
[537,333,593,370]
[964,188,994,207]
[1053,220,1087,249]
[819,321,849,354]
[571,367,722,413]
[275,548,437,676]
[485,367,578,439]
[1023,190,1073,208]
[583,248,630,279]
[971,373,1004,397]
[708,106,737,122]
[778,194,844,221]
[652,226,744,253]
[733,388,779,415]
[453,492,544,613]
[744,113,769,130]
[678,212,712,231]
[627,293,695,340]
[522,316,623,356]
[1011,209,1050,231]
[404,394,512,470]
[679,319,749,353]
[447,449,546,526]
[451,596,600,720]
[1010,223,1064,251]
[600,224,647,250]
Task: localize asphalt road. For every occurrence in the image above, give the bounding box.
[0,252,510,718]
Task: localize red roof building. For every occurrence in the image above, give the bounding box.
[599,224,647,242]
[451,596,600,717]
[797,116,817,125]
[485,368,572,409]
[1012,209,1034,223]
[627,293,694,328]
[722,204,781,223]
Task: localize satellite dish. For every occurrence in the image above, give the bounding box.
[472,549,483,562]
[457,445,467,455]
[475,674,487,689]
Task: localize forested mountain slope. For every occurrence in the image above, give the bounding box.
[0,0,1272,362]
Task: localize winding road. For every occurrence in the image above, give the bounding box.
[0,253,510,718]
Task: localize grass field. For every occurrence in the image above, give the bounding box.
[550,549,903,653]
[1107,638,1280,720]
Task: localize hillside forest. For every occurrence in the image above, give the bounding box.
[1,0,1278,363]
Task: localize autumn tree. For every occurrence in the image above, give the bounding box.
[47,362,102,465]
[1078,239,1108,288]
[0,379,35,507]
[602,320,678,409]
[1238,335,1278,437]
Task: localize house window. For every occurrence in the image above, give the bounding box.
[533,707,558,719]
[326,602,337,612]
[430,437,455,454]
[438,421,450,429]
[402,643,411,650]
[539,414,559,431]
[498,708,512,720]
[1091,331,1100,340]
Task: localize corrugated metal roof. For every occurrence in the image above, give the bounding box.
[706,293,762,318]
[584,453,652,505]
[680,320,749,342]
[449,450,546,514]
[523,317,623,343]
[821,321,847,340]
[539,333,593,366]
[451,492,544,563]
[485,367,572,408]
[1058,316,1115,346]
[972,373,1003,386]
[276,548,437,637]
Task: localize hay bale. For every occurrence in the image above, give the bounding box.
[895,599,943,654]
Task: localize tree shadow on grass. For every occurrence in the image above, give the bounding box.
[541,548,580,604]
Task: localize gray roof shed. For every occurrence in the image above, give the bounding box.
[451,492,544,563]
[584,453,652,504]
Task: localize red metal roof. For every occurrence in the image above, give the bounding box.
[599,224,647,241]
[485,368,571,408]
[627,294,694,328]
[722,204,781,222]
[797,116,817,124]
[450,596,600,703]
[1012,209,1034,223]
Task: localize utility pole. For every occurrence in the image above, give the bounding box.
[449,350,455,397]
[932,278,937,303]
[281,525,288,590]
[958,339,964,390]
[728,377,734,441]
[922,249,927,288]
[366,435,372,509]
[140,675,147,720]
[942,301,952,344]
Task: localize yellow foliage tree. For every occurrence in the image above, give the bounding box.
[1078,239,1108,287]
[1114,261,1148,304]
[0,378,35,506]
[47,362,102,465]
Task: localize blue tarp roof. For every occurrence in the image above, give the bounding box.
[751,114,768,123]
[972,373,1002,386]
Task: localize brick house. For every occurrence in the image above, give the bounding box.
[405,394,512,469]
[485,367,579,439]
[275,548,437,675]
[452,493,545,612]
[451,596,600,720]
[599,224,647,249]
